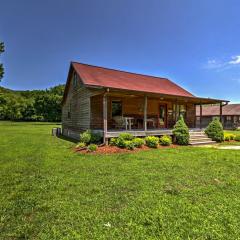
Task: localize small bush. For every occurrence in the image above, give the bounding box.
[90,132,102,144]
[172,116,189,145]
[76,142,86,148]
[235,135,240,142]
[229,134,236,140]
[87,144,98,152]
[205,118,224,142]
[132,138,145,148]
[115,137,127,148]
[145,136,159,148]
[109,138,117,146]
[80,130,91,144]
[118,133,134,141]
[125,140,135,150]
[224,134,230,141]
[159,135,172,146]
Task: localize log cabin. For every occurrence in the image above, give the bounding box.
[196,104,240,129]
[62,62,228,143]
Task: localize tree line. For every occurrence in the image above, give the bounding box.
[0,85,65,122]
[0,41,64,122]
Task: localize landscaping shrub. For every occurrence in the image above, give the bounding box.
[172,116,189,145]
[87,144,98,152]
[80,130,91,144]
[76,142,86,148]
[125,140,135,150]
[132,138,145,148]
[90,132,102,144]
[224,134,230,141]
[118,133,134,141]
[109,138,117,146]
[224,133,235,141]
[145,136,159,148]
[159,135,172,146]
[229,134,236,140]
[235,135,240,142]
[115,137,127,148]
[205,118,224,142]
[114,133,134,148]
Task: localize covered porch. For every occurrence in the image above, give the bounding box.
[90,89,228,143]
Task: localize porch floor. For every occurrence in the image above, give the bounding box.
[93,128,203,138]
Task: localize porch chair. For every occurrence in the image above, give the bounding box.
[112,116,126,129]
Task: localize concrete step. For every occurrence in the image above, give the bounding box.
[189,131,216,145]
[189,132,206,135]
[190,134,207,137]
[190,141,217,146]
[190,137,212,142]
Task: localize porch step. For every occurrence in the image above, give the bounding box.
[189,132,206,136]
[190,137,212,142]
[190,141,216,146]
[189,131,216,146]
[190,134,206,138]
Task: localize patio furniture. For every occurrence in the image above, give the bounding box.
[147,118,156,128]
[124,117,134,130]
[112,116,126,129]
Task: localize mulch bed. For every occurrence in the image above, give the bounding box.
[75,144,178,155]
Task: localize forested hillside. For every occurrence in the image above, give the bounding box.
[0,85,65,122]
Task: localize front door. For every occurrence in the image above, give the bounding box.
[158,104,167,128]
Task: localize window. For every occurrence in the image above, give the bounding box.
[112,101,122,117]
[73,72,78,87]
[226,116,232,121]
[196,116,200,121]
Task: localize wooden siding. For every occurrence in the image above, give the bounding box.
[185,103,196,128]
[62,71,102,138]
[90,94,104,129]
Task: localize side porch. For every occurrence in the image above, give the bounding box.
[90,89,228,143]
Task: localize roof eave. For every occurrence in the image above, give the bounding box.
[85,85,229,104]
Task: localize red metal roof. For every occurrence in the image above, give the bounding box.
[196,104,240,116]
[72,62,195,97]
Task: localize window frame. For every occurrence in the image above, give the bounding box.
[226,116,232,121]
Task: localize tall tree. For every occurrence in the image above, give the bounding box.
[0,42,4,81]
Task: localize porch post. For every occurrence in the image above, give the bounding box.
[144,95,148,131]
[200,103,202,129]
[103,94,108,145]
[220,102,223,125]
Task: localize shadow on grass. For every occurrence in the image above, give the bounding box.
[57,135,78,143]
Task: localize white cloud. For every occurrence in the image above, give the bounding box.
[229,55,240,65]
[204,59,226,69]
[204,55,240,70]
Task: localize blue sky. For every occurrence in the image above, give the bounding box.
[0,0,240,102]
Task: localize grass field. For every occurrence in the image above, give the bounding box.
[1,121,240,239]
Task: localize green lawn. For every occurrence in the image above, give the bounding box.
[1,122,240,239]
